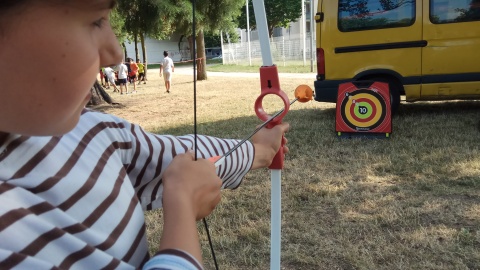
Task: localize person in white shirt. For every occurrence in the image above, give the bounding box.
[159,51,175,93]
[104,66,120,92]
[117,62,129,95]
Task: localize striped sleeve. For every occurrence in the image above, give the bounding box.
[96,111,255,210]
[143,249,203,270]
[0,109,255,269]
[0,182,140,269]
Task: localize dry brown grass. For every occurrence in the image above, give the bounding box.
[95,69,480,270]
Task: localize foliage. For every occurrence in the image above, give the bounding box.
[379,0,414,10]
[116,0,173,39]
[157,0,243,36]
[339,0,414,16]
[157,0,245,80]
[204,30,240,48]
[109,9,128,44]
[339,0,369,17]
[338,0,415,31]
[237,0,302,37]
[454,2,480,23]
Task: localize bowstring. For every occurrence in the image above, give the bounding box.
[192,0,219,269]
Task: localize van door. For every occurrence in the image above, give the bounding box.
[422,0,480,98]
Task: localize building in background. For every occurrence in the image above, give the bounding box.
[124,33,191,65]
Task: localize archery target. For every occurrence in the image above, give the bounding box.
[336,81,391,135]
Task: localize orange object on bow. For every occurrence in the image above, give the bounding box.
[294,85,314,103]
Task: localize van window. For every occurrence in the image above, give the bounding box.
[430,0,480,24]
[338,0,416,32]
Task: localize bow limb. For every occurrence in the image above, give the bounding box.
[252,1,289,269]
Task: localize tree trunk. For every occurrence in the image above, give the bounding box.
[134,33,139,61]
[88,81,114,106]
[269,25,274,38]
[196,29,207,81]
[178,35,184,58]
[188,35,194,62]
[122,42,127,61]
[140,33,148,81]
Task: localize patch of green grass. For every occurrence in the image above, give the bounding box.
[207,63,316,73]
[149,59,315,73]
[146,64,160,69]
[147,61,193,70]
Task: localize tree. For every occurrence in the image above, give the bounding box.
[204,30,239,48]
[237,0,302,37]
[161,0,244,80]
[379,0,414,11]
[116,0,176,81]
[339,0,369,17]
[454,0,480,23]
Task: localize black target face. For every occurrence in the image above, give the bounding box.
[340,89,387,131]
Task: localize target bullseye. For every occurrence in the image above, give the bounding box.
[336,81,392,137]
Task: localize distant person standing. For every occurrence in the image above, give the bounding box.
[117,62,129,95]
[159,51,174,93]
[128,58,138,93]
[137,60,146,85]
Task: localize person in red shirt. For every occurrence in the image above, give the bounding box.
[129,58,139,93]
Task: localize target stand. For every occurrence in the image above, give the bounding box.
[335,81,392,138]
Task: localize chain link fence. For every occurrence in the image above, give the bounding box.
[221,35,316,66]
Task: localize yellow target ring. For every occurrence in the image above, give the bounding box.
[343,93,383,128]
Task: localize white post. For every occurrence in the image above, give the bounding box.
[310,0,315,72]
[246,0,252,66]
[301,0,306,66]
[226,32,234,64]
[220,31,225,65]
[270,169,282,270]
[252,0,273,66]
[282,35,285,67]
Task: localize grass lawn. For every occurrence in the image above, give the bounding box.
[93,71,480,270]
[148,59,316,73]
[207,63,316,73]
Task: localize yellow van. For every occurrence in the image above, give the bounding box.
[314,0,480,112]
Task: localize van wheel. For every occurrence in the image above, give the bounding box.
[365,77,402,115]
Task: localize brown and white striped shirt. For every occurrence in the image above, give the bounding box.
[0,109,254,269]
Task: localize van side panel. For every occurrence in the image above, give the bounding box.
[421,0,480,98]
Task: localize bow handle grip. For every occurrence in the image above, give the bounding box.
[268,136,286,169]
[254,65,289,170]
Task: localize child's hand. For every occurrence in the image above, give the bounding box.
[251,122,290,170]
[162,152,222,220]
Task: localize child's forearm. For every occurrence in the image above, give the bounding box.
[159,194,202,265]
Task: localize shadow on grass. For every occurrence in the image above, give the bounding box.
[397,100,480,116]
[144,101,480,269]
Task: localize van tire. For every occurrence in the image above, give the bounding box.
[362,76,402,115]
